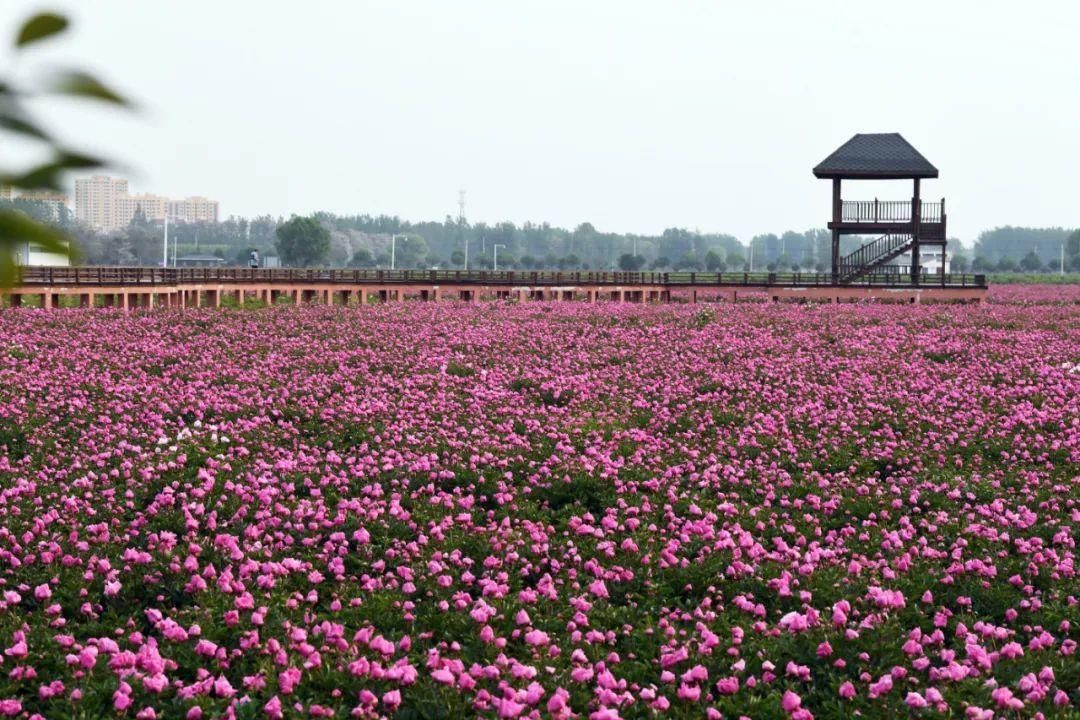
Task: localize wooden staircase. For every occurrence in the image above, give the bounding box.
[839,234,913,282]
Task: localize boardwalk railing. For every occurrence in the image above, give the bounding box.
[840,199,944,224]
[15,266,988,289]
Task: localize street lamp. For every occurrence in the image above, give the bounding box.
[493,244,506,271]
[390,234,404,270]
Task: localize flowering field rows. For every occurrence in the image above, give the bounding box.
[0,298,1077,719]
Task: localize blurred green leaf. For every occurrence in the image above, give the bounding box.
[0,209,70,287]
[15,13,69,48]
[1,152,105,191]
[0,252,19,289]
[48,71,130,106]
[1,163,64,192]
[0,113,52,142]
[55,150,105,170]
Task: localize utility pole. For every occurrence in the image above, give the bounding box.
[390,234,402,270]
[458,189,467,271]
[163,214,169,268]
[1062,241,1066,275]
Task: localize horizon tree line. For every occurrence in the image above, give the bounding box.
[4,198,1079,273]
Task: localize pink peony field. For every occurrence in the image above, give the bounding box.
[0,295,1077,719]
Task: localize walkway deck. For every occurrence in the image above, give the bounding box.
[4,267,988,309]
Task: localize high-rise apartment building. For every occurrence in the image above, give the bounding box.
[116,193,170,226]
[74,176,220,231]
[168,196,220,224]
[74,175,129,231]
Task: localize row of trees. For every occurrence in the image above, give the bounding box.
[276,218,1079,273]
[6,198,1080,272]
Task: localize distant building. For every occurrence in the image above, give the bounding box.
[176,255,226,267]
[14,240,70,267]
[168,196,220,224]
[883,250,950,275]
[17,189,70,221]
[75,175,129,231]
[74,175,221,231]
[117,192,171,225]
[0,185,12,201]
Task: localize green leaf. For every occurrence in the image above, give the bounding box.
[0,163,64,192]
[0,252,19,290]
[55,150,105,170]
[15,13,69,48]
[0,208,71,288]
[0,152,105,191]
[0,113,52,142]
[48,71,131,107]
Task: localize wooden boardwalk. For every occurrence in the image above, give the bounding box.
[4,267,988,309]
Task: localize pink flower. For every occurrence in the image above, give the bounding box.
[213,675,235,698]
[905,692,928,708]
[525,629,550,646]
[868,675,893,698]
[781,690,802,713]
[193,639,218,657]
[498,698,525,718]
[112,683,132,712]
[716,677,739,695]
[838,681,856,699]
[278,667,301,694]
[547,688,570,714]
[264,696,283,719]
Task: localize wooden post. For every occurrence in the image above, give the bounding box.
[831,178,842,283]
[940,199,948,286]
[911,178,921,286]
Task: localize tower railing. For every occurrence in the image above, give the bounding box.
[840,200,943,224]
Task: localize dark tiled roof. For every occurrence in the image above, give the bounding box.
[813,133,938,179]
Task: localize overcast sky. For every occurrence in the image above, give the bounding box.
[5,0,1078,243]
